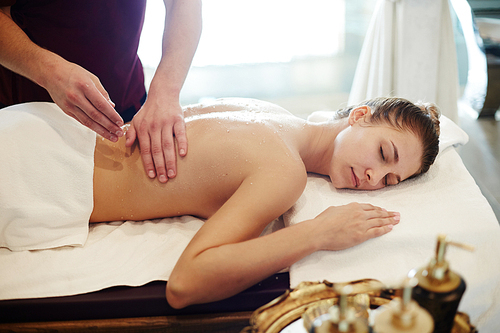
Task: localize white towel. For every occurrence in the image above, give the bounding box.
[0,215,282,300]
[285,112,500,331]
[0,216,204,300]
[0,102,95,251]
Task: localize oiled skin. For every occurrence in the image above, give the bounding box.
[91,98,307,223]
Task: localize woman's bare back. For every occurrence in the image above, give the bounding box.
[90,99,307,222]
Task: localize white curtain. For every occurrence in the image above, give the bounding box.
[348,0,459,123]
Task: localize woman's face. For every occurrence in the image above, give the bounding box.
[329,106,423,190]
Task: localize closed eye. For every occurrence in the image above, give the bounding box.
[380,146,385,161]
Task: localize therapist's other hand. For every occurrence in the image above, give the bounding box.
[125,98,188,183]
[45,61,124,142]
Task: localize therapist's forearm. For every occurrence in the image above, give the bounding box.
[0,7,124,141]
[0,7,64,91]
[147,0,202,100]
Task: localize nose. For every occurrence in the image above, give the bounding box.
[365,167,387,187]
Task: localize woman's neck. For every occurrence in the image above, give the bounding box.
[297,119,347,175]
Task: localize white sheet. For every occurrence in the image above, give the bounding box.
[285,113,500,331]
[0,102,95,251]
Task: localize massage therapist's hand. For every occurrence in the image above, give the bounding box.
[44,60,125,142]
[125,96,188,183]
[314,203,400,251]
[0,7,123,141]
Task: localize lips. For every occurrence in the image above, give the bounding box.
[351,168,359,188]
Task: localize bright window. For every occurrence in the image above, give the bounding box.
[139,0,346,67]
[138,0,376,112]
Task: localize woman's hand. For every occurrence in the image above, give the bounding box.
[313,202,400,251]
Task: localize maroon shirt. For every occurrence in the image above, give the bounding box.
[0,0,147,118]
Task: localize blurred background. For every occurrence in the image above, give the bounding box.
[138,0,500,220]
[139,0,464,118]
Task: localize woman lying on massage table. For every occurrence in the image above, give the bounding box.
[90,97,440,309]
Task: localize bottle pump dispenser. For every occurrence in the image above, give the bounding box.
[409,234,474,333]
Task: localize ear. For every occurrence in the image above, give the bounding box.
[348,106,372,126]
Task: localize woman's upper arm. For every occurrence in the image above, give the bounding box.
[181,169,306,258]
[166,168,306,308]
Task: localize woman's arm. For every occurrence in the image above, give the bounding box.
[165,169,399,309]
[166,169,307,308]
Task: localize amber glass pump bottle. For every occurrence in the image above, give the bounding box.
[409,234,474,333]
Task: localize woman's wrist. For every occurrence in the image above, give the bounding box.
[293,218,325,253]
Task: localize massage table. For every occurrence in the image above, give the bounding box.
[1,102,499,332]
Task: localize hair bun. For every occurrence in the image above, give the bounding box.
[416,102,441,137]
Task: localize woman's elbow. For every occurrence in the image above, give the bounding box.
[166,272,196,309]
[166,283,189,309]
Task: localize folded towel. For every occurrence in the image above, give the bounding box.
[0,102,96,251]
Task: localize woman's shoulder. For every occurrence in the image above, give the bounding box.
[251,150,307,196]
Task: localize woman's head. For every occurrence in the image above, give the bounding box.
[335,97,440,177]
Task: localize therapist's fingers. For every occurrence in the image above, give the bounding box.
[173,117,188,157]
[125,123,137,147]
[47,63,124,141]
[132,126,173,183]
[126,98,188,182]
[161,126,177,181]
[150,129,169,183]
[161,115,188,180]
[135,124,161,181]
[83,76,124,129]
[62,98,122,142]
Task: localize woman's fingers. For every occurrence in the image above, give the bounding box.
[354,203,400,224]
[315,203,400,251]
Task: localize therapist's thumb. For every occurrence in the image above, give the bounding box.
[125,124,137,147]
